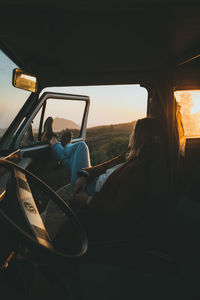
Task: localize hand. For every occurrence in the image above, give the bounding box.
[50,136,58,145]
[73,191,89,207]
[73,176,87,195]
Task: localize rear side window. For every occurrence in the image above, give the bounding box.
[175,90,200,138]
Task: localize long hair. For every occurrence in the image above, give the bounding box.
[127,117,164,160]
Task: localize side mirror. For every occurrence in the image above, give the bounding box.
[13,68,38,92]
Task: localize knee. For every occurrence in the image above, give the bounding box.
[76,141,88,152]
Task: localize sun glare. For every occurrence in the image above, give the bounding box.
[190,91,200,114]
[175,90,200,137]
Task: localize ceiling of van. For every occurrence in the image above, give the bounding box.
[1,0,200,87]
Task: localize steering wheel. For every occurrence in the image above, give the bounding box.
[0,159,88,259]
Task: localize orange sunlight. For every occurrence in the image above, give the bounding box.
[175,90,200,137]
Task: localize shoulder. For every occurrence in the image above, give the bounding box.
[124,157,149,176]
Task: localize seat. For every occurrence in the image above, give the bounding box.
[81,134,173,270]
[172,169,200,265]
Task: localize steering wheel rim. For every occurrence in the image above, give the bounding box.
[0,158,88,259]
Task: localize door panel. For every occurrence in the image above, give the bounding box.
[20,143,70,192]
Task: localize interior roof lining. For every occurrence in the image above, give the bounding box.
[1,2,200,88]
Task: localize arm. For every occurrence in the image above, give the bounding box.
[73,158,148,214]
[73,150,129,206]
[88,159,149,216]
[80,148,129,180]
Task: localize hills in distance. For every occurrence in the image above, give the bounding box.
[53,117,136,133]
[86,120,136,145]
[0,119,136,136]
[53,117,80,131]
[86,120,136,165]
[87,120,136,133]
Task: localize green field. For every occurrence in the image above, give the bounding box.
[55,121,136,165]
[85,121,136,165]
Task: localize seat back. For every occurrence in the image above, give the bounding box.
[140,135,170,233]
[173,169,200,242]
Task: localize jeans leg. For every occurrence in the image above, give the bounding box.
[70,142,91,189]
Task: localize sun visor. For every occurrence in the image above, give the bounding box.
[13,68,38,93]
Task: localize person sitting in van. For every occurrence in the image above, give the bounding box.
[49,117,166,218]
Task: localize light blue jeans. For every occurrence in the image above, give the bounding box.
[52,141,96,196]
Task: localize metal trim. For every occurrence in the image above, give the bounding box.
[15,92,90,148]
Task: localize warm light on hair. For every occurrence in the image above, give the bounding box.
[127,117,163,160]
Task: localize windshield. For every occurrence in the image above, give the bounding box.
[0,50,31,138]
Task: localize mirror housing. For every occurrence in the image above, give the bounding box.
[13,68,38,92]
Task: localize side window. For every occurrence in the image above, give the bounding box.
[175,90,200,138]
[43,98,85,139]
[19,107,43,147]
[19,98,86,147]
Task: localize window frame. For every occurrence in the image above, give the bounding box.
[15,92,90,148]
[174,89,200,139]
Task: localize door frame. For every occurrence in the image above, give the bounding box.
[14,92,90,150]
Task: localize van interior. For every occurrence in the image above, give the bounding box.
[1,1,200,299]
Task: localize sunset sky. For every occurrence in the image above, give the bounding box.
[43,85,148,127]
[0,50,148,130]
[2,49,200,137]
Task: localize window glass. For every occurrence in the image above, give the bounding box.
[175,90,200,138]
[0,50,31,138]
[19,108,43,147]
[19,98,86,147]
[42,98,86,139]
